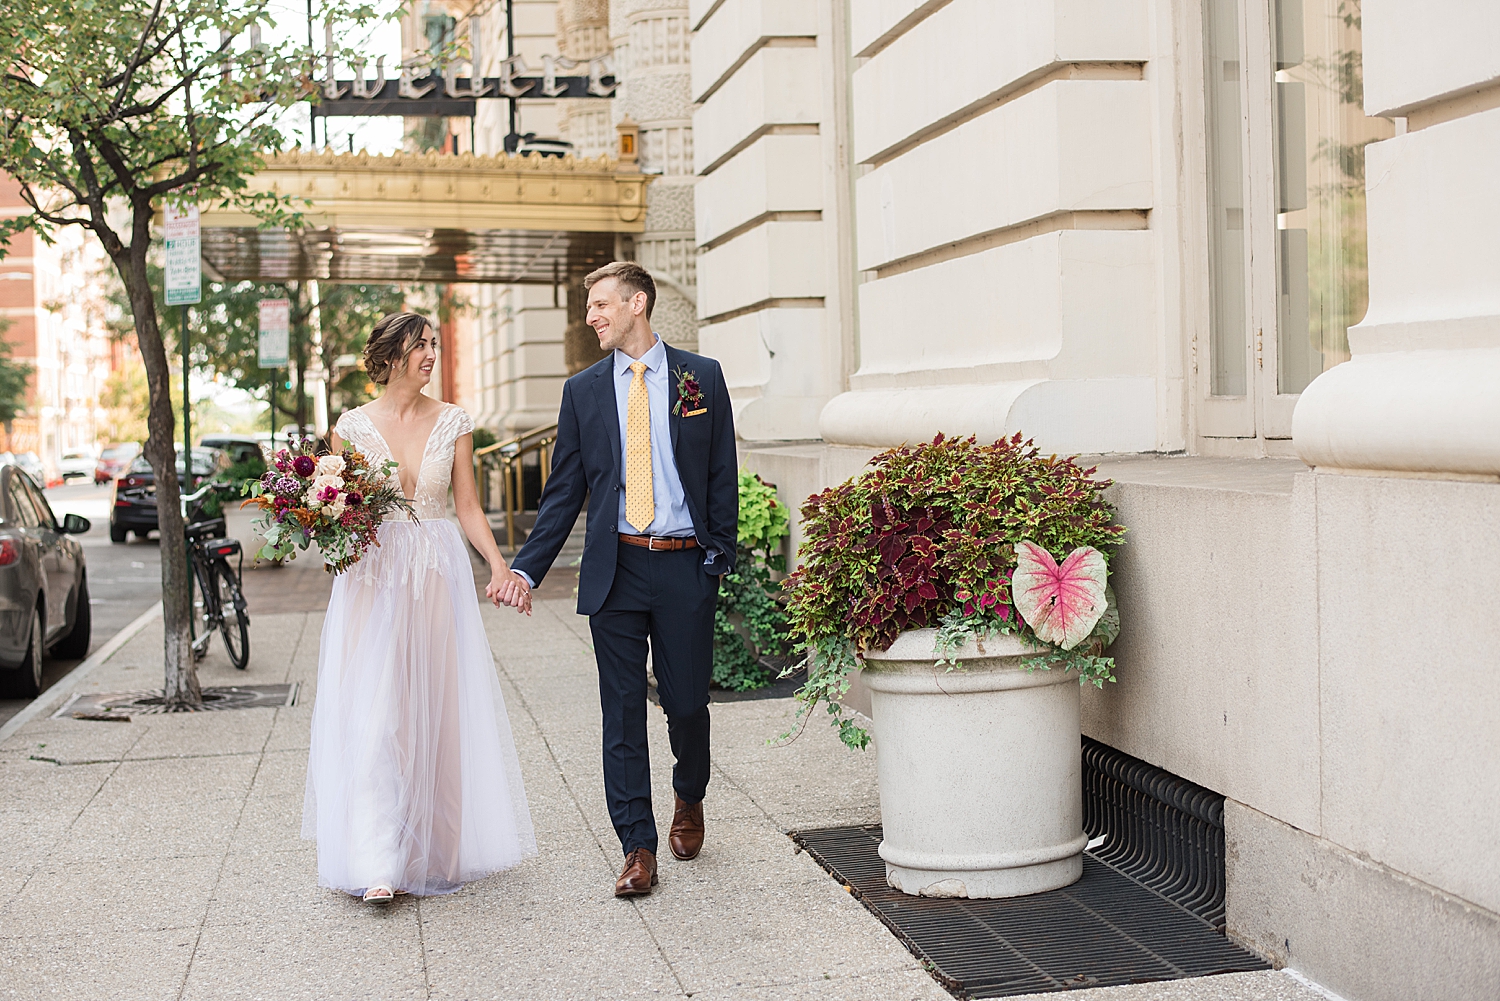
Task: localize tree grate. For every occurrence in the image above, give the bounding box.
[792,824,1267,998]
[55,684,297,719]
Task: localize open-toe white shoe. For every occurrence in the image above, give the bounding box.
[363,884,396,904]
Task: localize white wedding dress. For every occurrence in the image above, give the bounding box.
[302,403,536,896]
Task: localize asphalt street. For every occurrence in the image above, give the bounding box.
[0,479,164,726]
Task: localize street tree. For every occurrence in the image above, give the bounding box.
[0,0,389,707]
[196,278,405,431]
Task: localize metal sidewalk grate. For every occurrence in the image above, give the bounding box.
[55,684,298,719]
[792,824,1267,998]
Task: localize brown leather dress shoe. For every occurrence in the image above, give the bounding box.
[615,848,658,897]
[669,796,705,861]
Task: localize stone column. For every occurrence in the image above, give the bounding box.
[1291,5,1500,478]
[612,0,698,350]
[556,0,614,375]
[555,0,615,157]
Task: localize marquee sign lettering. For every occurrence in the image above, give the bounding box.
[312,23,615,119]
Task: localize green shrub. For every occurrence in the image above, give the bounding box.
[711,470,792,691]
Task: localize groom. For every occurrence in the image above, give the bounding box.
[501,262,738,897]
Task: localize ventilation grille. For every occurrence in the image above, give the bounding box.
[1082,736,1227,929]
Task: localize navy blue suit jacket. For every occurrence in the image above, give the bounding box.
[512,344,739,616]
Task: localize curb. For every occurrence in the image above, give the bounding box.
[0,601,164,743]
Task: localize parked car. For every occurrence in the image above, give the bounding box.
[109,448,227,543]
[94,442,141,485]
[58,448,98,481]
[0,462,91,695]
[197,435,265,466]
[0,452,47,489]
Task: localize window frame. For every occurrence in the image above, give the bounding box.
[1194,0,1300,441]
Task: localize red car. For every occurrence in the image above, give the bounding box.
[94,443,141,485]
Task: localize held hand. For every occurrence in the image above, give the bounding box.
[486,568,533,615]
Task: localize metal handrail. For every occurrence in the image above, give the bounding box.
[474,423,559,548]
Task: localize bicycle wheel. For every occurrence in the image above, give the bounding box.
[213,560,250,670]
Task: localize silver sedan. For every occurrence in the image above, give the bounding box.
[0,463,91,696]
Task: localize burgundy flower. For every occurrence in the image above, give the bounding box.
[345,491,363,507]
[317,485,340,503]
[273,450,292,472]
[292,455,316,477]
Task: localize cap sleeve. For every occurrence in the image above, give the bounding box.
[453,406,474,437]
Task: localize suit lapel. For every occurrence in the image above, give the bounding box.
[591,360,621,480]
[665,344,682,457]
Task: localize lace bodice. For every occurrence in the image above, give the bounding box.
[336,403,474,522]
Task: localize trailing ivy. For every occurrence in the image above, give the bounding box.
[712,471,793,691]
[781,434,1126,749]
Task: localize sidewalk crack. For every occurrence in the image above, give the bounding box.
[415,895,433,999]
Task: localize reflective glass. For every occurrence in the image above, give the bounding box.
[1273,0,1394,394]
[1204,0,1248,397]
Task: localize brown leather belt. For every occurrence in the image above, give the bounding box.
[618,533,699,551]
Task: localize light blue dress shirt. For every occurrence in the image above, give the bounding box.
[512,334,714,591]
[614,335,694,537]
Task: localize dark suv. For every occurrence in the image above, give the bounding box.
[109,449,226,543]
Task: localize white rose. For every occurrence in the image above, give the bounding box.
[326,497,347,520]
[316,454,346,477]
[311,473,344,493]
[303,488,322,509]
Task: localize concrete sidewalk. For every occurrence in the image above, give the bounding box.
[0,584,1331,1001]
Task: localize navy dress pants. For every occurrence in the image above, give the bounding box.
[589,542,718,856]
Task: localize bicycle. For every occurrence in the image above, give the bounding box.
[180,482,251,670]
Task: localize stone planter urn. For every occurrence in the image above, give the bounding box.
[861,628,1086,899]
[222,504,276,569]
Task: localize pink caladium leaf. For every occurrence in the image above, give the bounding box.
[1011,540,1108,650]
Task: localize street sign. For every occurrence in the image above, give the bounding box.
[258,299,290,368]
[163,203,201,305]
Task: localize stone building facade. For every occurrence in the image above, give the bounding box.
[0,176,114,473]
[393,5,1500,994]
[440,0,701,433]
[691,3,1500,1001]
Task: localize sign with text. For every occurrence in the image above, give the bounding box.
[163,202,201,305]
[258,299,290,368]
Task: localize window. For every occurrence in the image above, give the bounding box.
[423,14,456,52]
[1204,0,1249,400]
[25,481,56,530]
[1199,0,1391,438]
[8,477,38,528]
[1273,0,1392,395]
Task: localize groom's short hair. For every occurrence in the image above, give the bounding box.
[584,261,656,320]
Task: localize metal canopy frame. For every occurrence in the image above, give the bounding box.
[196,148,648,285]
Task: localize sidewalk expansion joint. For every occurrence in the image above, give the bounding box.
[26,749,264,766]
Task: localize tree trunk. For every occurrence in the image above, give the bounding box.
[118,208,199,709]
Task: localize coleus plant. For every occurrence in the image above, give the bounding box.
[781,434,1125,749]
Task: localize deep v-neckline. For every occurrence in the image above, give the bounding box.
[358,404,446,502]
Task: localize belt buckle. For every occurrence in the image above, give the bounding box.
[647,535,669,551]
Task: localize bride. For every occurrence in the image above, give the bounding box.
[302,311,536,903]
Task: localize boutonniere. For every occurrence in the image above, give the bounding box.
[672,366,706,417]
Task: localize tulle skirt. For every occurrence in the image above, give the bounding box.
[302,519,537,896]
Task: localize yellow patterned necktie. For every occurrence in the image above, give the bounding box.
[625,361,654,531]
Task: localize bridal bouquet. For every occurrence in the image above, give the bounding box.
[244,438,416,573]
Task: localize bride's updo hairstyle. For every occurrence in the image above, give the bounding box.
[364,312,436,385]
